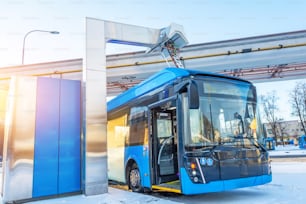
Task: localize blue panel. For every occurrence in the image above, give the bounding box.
[33,78,60,197]
[58,80,81,194]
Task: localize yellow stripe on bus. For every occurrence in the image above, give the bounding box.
[152,185,181,194]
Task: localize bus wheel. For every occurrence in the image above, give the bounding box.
[128,163,143,193]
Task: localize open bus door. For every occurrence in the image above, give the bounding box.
[150,103,180,193]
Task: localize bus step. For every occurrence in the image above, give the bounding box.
[152,180,181,194]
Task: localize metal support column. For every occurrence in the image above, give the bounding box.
[84,18,108,195]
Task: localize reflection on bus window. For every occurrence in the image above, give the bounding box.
[185,78,263,149]
[157,113,172,138]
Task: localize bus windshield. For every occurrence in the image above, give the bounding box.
[184,77,262,150]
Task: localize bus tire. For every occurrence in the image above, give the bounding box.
[128,163,143,193]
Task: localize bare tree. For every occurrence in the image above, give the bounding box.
[278,120,288,145]
[289,82,306,135]
[260,91,284,145]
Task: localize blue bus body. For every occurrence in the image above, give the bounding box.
[107,68,272,194]
[108,68,190,112]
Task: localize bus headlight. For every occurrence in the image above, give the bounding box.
[207,158,214,166]
[200,157,206,165]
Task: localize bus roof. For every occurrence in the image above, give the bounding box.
[107,67,249,112]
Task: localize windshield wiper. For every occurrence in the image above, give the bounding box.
[186,143,218,151]
[209,104,215,141]
[220,135,264,149]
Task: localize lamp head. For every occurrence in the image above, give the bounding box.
[50,31,60,34]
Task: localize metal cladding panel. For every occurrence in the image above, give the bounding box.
[0,88,8,160]
[84,18,108,195]
[2,77,37,202]
[58,79,81,194]
[33,77,60,197]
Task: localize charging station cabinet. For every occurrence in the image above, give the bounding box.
[32,78,81,197]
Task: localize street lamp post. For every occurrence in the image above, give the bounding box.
[22,30,60,64]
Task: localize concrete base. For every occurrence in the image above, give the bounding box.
[85,182,108,195]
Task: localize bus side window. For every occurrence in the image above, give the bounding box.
[129,106,148,145]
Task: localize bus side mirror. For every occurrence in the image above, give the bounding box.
[189,81,199,109]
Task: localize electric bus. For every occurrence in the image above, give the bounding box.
[299,135,306,149]
[107,68,272,194]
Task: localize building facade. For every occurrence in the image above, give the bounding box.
[263,120,305,145]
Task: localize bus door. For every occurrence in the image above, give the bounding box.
[150,106,179,186]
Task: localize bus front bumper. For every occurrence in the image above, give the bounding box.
[180,168,272,195]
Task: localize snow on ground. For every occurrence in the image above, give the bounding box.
[269,145,306,156]
[26,187,179,204]
[157,161,306,204]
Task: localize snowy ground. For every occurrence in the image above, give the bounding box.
[156,161,306,204]
[269,145,306,157]
[28,187,179,204]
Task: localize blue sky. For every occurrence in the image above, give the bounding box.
[0,0,306,119]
